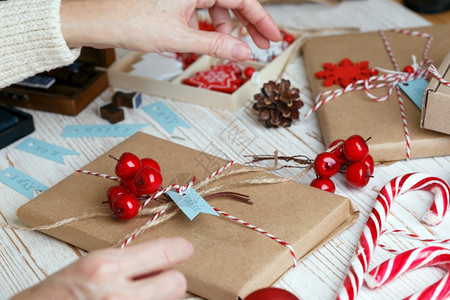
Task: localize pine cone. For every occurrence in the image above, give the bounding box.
[252,79,304,128]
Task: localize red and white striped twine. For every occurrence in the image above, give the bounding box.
[379,30,400,71]
[394,86,411,159]
[79,161,297,265]
[305,29,435,160]
[121,209,166,248]
[76,169,121,181]
[213,207,297,267]
[428,64,450,87]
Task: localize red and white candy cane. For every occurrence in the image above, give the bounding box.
[365,246,450,299]
[337,173,450,300]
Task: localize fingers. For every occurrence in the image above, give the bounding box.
[188,12,199,30]
[209,5,233,34]
[196,0,281,42]
[118,237,194,279]
[132,269,187,300]
[233,10,270,49]
[176,28,251,60]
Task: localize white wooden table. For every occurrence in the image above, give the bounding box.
[1,0,449,299]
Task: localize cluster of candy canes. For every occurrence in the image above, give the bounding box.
[311,135,374,193]
[78,160,298,266]
[336,173,450,300]
[305,28,435,160]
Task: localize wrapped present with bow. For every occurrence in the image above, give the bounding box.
[17,132,358,300]
[303,24,450,162]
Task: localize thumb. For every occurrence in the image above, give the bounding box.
[177,28,251,61]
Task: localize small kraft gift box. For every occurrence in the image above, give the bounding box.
[421,51,450,135]
[0,48,115,116]
[17,132,358,300]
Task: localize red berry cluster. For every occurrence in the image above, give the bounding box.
[107,152,162,220]
[310,135,374,193]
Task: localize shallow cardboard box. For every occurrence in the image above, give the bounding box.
[421,51,450,135]
[17,132,358,300]
[107,29,307,111]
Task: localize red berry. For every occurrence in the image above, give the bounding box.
[343,135,369,162]
[328,139,349,167]
[114,152,141,180]
[111,194,140,220]
[107,185,128,208]
[134,167,163,195]
[345,162,371,188]
[310,177,336,193]
[244,67,256,78]
[328,139,344,150]
[361,154,374,175]
[283,33,295,44]
[141,158,161,172]
[120,178,139,196]
[403,65,414,73]
[313,152,340,178]
[244,287,298,300]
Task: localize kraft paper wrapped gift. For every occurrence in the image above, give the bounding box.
[303,24,450,163]
[421,51,450,135]
[17,132,358,300]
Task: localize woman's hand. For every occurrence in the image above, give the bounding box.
[60,0,281,61]
[13,237,194,300]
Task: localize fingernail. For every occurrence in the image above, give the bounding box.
[232,44,251,61]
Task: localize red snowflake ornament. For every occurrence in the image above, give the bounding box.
[315,58,378,88]
[183,62,244,93]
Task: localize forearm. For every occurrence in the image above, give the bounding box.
[0,0,80,88]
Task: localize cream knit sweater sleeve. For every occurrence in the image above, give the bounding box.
[0,0,81,88]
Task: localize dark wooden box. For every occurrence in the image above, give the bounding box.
[0,48,115,116]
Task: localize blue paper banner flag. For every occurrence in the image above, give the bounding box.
[0,167,48,199]
[142,102,191,134]
[167,187,219,220]
[62,124,147,138]
[15,137,79,164]
[398,78,428,110]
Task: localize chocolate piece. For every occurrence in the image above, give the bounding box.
[112,91,142,109]
[99,103,124,124]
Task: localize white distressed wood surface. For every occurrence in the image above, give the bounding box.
[1,0,449,299]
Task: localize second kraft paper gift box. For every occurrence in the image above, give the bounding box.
[17,132,358,299]
[303,24,450,163]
